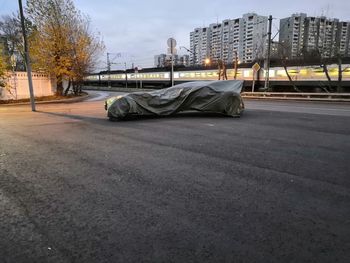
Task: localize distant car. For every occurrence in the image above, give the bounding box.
[105,80,244,120]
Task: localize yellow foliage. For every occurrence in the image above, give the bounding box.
[27,0,104,95]
[0,46,8,87]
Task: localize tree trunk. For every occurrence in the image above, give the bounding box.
[56,76,63,96]
[283,65,300,92]
[64,79,72,96]
[73,82,80,95]
[321,64,332,92]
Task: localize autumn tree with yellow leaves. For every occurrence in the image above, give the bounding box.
[0,45,8,88]
[26,0,104,96]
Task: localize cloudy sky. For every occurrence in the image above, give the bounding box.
[0,0,349,70]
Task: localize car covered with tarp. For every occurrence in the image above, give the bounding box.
[105,80,244,120]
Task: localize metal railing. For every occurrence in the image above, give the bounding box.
[241,92,350,102]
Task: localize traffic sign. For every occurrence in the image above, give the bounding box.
[167,38,177,48]
[252,63,260,72]
[167,38,177,55]
[167,47,177,55]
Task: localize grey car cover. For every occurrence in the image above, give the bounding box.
[105,80,244,119]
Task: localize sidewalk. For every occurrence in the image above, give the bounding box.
[0,93,89,106]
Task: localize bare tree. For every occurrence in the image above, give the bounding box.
[275,41,301,92]
[0,14,33,71]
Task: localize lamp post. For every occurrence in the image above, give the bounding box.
[180,46,196,66]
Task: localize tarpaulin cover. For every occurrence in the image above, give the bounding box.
[106,80,244,119]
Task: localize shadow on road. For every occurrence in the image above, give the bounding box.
[36,110,111,125]
[38,110,240,125]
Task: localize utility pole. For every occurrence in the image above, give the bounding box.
[124,62,128,89]
[107,52,111,88]
[234,51,238,80]
[264,15,273,90]
[171,42,174,87]
[168,38,176,87]
[18,0,35,111]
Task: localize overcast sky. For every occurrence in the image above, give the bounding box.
[0,0,349,70]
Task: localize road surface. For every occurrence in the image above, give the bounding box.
[0,92,349,262]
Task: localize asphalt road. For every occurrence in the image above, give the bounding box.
[0,92,349,262]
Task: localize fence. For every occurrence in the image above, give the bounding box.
[0,72,56,100]
[242,92,350,102]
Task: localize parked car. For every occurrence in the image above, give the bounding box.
[105,80,244,120]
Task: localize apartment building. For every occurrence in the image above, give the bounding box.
[209,23,223,63]
[337,21,350,57]
[189,27,210,65]
[189,13,267,65]
[279,14,350,59]
[154,54,190,68]
[241,13,268,62]
[279,13,307,58]
[154,54,167,68]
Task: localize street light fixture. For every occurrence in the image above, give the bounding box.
[180,46,196,66]
[204,58,210,68]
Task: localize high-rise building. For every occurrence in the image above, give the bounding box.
[241,13,268,62]
[209,23,223,63]
[279,14,350,59]
[279,13,307,59]
[337,21,350,57]
[189,27,210,65]
[154,54,190,68]
[189,13,268,65]
[178,54,190,67]
[154,54,167,68]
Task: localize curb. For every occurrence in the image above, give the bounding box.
[0,93,90,107]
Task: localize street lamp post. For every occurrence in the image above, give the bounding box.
[180,46,196,66]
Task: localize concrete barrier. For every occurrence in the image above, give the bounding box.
[83,86,350,102]
[242,92,350,102]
